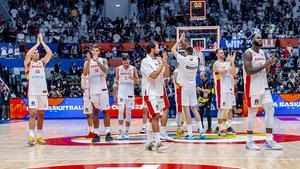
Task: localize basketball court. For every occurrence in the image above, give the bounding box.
[0,117,299,169]
[0,0,299,169]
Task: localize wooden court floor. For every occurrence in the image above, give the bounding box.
[0,117,299,169]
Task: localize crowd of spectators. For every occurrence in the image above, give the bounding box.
[0,0,298,44]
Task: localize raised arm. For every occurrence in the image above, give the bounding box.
[243,51,276,75]
[162,52,170,77]
[39,34,53,65]
[24,37,40,69]
[171,33,185,59]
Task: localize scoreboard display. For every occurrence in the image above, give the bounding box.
[190,1,206,20]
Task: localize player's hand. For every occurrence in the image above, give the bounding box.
[180,33,185,42]
[196,87,202,92]
[232,52,236,60]
[269,56,277,65]
[38,34,43,43]
[162,51,168,63]
[127,75,134,80]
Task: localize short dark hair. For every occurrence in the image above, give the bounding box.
[122,55,129,60]
[215,48,223,54]
[185,47,193,55]
[84,50,92,56]
[145,41,156,54]
[92,44,100,49]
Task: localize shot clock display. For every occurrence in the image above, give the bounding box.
[190,1,206,20]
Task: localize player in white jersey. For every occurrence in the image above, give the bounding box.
[81,51,95,138]
[114,55,140,139]
[141,41,168,152]
[83,44,113,142]
[213,48,236,136]
[243,33,282,150]
[225,52,237,135]
[173,67,185,137]
[24,34,52,146]
[139,75,149,134]
[171,33,205,139]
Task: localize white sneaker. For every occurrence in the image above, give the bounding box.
[118,130,124,139]
[124,131,129,139]
[140,127,146,134]
[246,141,260,151]
[264,140,283,150]
[156,142,167,153]
[145,141,157,151]
[199,130,206,139]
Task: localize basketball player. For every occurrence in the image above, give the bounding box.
[173,67,185,137]
[227,52,237,135]
[141,41,168,152]
[139,76,149,134]
[81,51,95,138]
[213,48,236,136]
[171,33,205,139]
[25,34,52,146]
[160,66,171,139]
[114,55,140,139]
[83,44,113,142]
[243,33,282,150]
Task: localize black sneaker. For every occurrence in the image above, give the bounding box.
[214,127,219,134]
[206,128,213,133]
[105,132,113,141]
[227,127,236,135]
[92,134,100,143]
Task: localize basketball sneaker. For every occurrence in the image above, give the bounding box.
[124,131,129,139]
[206,128,213,133]
[105,132,113,141]
[140,127,146,134]
[246,141,260,151]
[145,141,157,151]
[176,128,184,137]
[264,140,283,150]
[27,136,35,146]
[214,127,219,134]
[227,127,236,135]
[92,134,100,143]
[199,130,206,139]
[36,137,47,145]
[118,130,124,139]
[156,143,167,153]
[218,130,227,137]
[184,134,195,140]
[85,131,96,138]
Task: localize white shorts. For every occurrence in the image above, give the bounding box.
[181,86,197,107]
[144,95,164,118]
[118,96,134,108]
[90,90,110,110]
[247,90,273,108]
[83,96,93,114]
[28,95,48,110]
[216,92,234,110]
